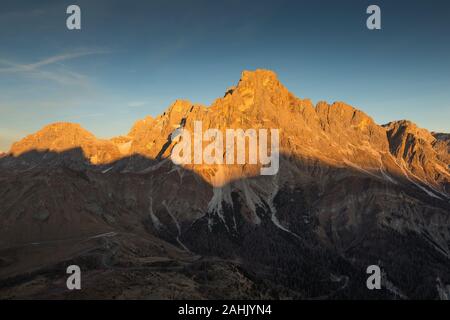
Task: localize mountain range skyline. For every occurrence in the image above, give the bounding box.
[1,65,449,153]
[4,68,449,158]
[5,68,450,200]
[1,62,450,151]
[1,0,450,152]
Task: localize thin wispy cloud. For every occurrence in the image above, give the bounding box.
[0,49,109,86]
[0,49,108,73]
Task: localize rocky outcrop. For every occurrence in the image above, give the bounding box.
[433,132,450,166]
[384,120,450,195]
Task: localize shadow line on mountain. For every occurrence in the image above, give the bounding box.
[1,146,448,211]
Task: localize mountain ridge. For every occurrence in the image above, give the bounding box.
[6,69,449,196]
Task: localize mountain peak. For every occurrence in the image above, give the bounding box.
[212,69,295,114]
[166,99,194,115]
[8,122,124,164]
[10,122,96,156]
[384,120,435,143]
[240,69,278,82]
[40,122,89,134]
[128,116,155,137]
[236,69,284,92]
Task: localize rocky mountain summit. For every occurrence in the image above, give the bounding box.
[0,70,449,299]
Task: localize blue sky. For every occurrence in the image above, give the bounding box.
[1,0,449,151]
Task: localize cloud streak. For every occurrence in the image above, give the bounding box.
[0,49,109,86]
[0,49,108,73]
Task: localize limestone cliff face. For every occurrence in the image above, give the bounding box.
[127,100,202,159]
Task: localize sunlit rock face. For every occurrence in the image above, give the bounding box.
[9,122,122,165]
[0,70,449,299]
[8,70,449,193]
